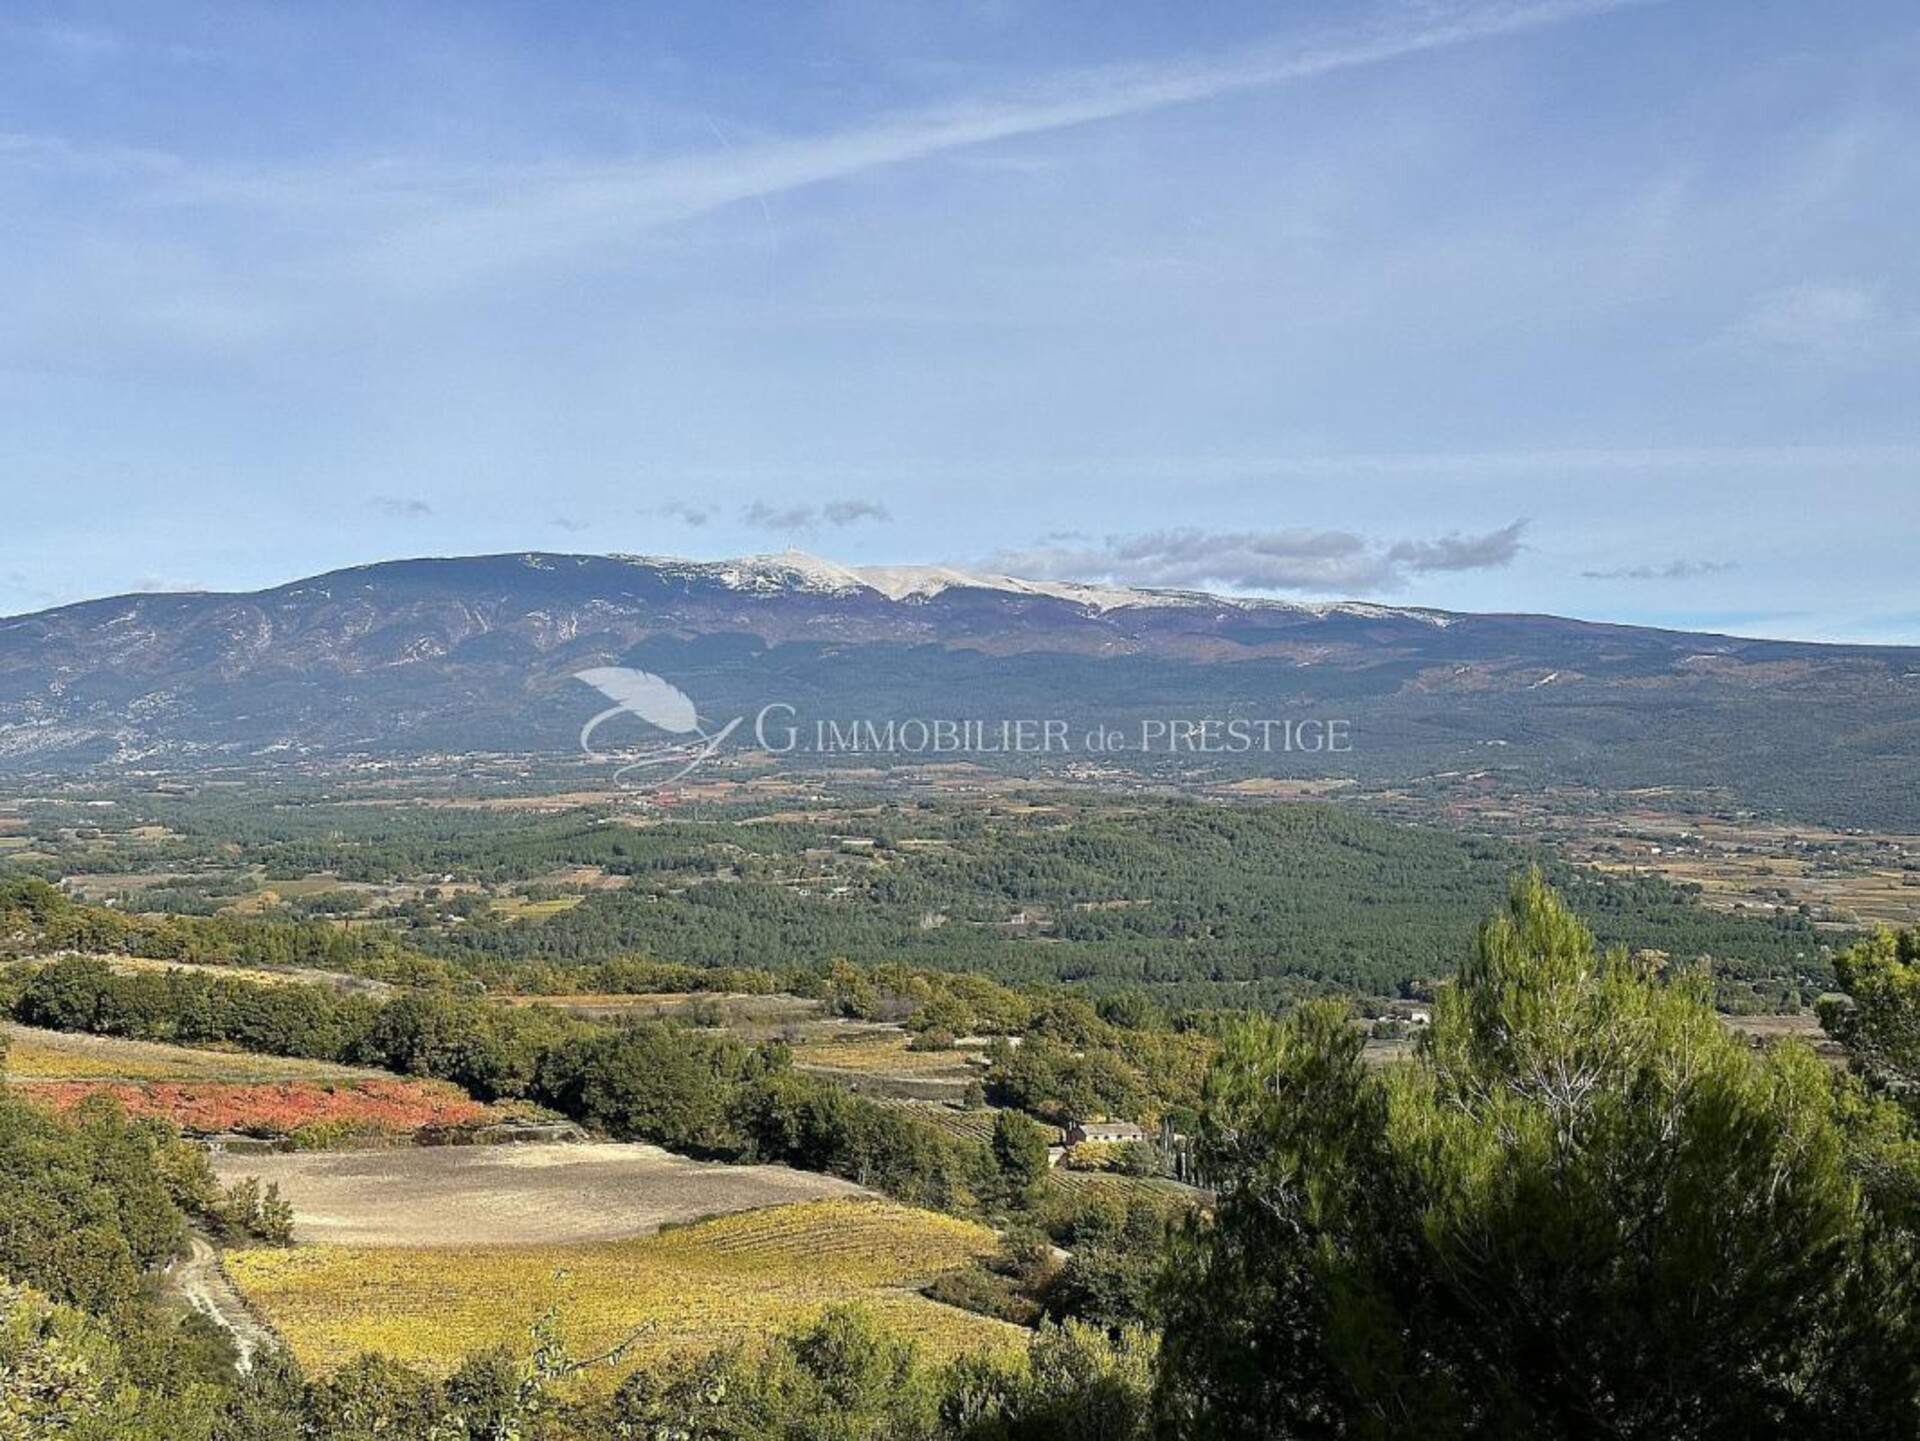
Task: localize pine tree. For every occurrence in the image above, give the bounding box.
[1158,872,1920,1439]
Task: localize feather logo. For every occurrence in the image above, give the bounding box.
[572,667,743,787]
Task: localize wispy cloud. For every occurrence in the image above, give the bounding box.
[1388,521,1529,572]
[741,498,892,532]
[741,502,816,532]
[1720,280,1891,365]
[370,496,433,519]
[820,499,890,526]
[357,0,1644,295]
[1,0,1650,320]
[987,520,1527,595]
[654,496,889,535]
[20,24,126,63]
[656,500,720,527]
[7,20,230,68]
[1583,558,1737,581]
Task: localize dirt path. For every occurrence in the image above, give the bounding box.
[171,1233,278,1372]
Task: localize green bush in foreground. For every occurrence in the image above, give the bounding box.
[1820,925,1920,1107]
[1157,871,1920,1440]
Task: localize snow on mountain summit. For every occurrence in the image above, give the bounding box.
[707,552,1185,611]
[603,549,1451,622]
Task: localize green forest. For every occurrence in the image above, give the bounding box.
[6,790,1839,1011]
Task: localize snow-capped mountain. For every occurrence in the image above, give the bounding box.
[0,550,1913,824]
[614,549,1454,620]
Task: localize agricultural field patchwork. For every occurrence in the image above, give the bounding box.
[1375,785,1920,932]
[225,1197,1019,1376]
[209,1141,870,1246]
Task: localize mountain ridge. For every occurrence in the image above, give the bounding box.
[6,548,1472,625]
[1,550,1915,825]
[18,547,1900,648]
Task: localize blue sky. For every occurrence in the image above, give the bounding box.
[3,1,1917,642]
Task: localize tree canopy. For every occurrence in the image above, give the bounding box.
[1819,925,1920,1107]
[1158,873,1920,1439]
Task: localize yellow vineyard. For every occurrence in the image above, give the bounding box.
[226,1198,1020,1376]
[877,1099,1038,1146]
[789,1031,981,1078]
[1,1023,372,1083]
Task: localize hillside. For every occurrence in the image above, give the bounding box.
[1,551,1916,825]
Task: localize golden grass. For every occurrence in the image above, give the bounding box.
[227,1198,1018,1376]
